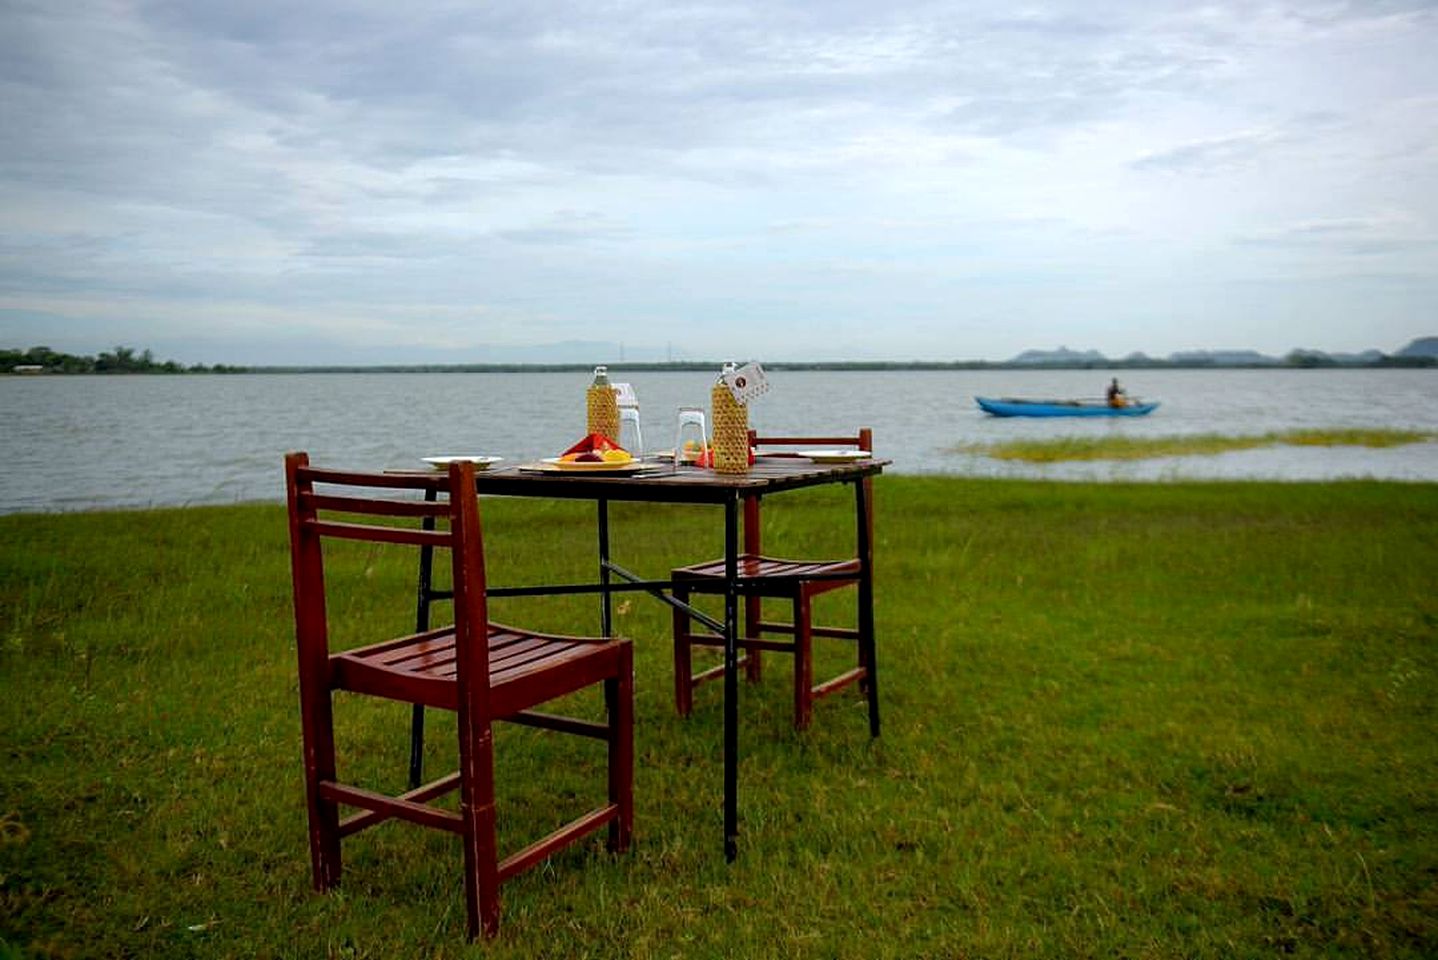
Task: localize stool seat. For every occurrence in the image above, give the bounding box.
[672,554,860,593]
[670,428,879,731]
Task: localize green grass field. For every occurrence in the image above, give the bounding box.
[3,478,1436,958]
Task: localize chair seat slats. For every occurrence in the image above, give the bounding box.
[489,636,581,676]
[332,624,611,710]
[385,642,459,675]
[675,554,859,584]
[489,642,597,687]
[339,626,454,660]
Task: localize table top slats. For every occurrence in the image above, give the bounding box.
[464,456,889,503]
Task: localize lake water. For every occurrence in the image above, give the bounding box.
[2,368,1436,513]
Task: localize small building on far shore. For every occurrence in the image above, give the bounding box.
[11,365,45,374]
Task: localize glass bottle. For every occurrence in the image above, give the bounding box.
[586,365,620,443]
[711,362,749,474]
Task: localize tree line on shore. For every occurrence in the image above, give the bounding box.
[2,345,244,374]
[4,343,1433,375]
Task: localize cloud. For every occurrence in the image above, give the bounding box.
[1,0,1436,362]
[495,210,632,246]
[1235,214,1434,256]
[1130,129,1287,173]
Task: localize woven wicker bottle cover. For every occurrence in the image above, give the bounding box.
[711,362,749,474]
[586,365,620,443]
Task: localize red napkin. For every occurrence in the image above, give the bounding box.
[562,433,628,456]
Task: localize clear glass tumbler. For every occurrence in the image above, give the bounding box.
[618,406,643,457]
[674,407,708,467]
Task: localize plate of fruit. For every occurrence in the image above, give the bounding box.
[542,451,643,471]
[541,434,643,471]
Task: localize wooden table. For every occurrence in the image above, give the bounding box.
[413,456,888,860]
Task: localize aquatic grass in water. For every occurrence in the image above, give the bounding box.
[2,479,1436,957]
[959,428,1437,463]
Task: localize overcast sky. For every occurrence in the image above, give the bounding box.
[2,0,1435,364]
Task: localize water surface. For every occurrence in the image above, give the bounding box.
[3,368,1435,512]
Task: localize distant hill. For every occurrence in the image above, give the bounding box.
[1003,342,1433,368]
[1013,346,1288,366]
[1397,337,1438,358]
[1168,349,1281,366]
[1009,346,1109,365]
[11,335,1434,374]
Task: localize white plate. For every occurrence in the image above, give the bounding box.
[805,450,872,464]
[422,456,503,470]
[540,456,642,472]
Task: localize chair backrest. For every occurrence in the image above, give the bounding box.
[740,429,874,554]
[747,427,872,455]
[284,452,490,690]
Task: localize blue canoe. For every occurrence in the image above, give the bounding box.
[976,396,1159,418]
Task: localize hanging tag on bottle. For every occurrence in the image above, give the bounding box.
[724,362,769,405]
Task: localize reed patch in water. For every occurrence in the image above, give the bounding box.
[958,428,1437,463]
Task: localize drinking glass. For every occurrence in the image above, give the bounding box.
[674,407,708,467]
[618,406,643,457]
[607,382,642,456]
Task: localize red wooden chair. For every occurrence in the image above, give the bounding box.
[285,453,633,940]
[670,428,877,730]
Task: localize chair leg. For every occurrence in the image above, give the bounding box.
[793,593,813,731]
[858,592,881,738]
[300,688,342,891]
[743,594,763,683]
[458,717,501,940]
[672,586,694,717]
[608,644,634,852]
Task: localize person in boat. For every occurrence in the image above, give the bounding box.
[1105,377,1127,408]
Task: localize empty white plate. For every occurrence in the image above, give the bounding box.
[804,450,872,463]
[421,456,503,470]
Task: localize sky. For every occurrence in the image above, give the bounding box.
[1,0,1436,365]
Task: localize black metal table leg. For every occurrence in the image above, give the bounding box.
[723,494,739,861]
[598,498,612,637]
[408,486,439,789]
[856,478,880,738]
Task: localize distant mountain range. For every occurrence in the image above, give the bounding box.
[1397,336,1438,358]
[9,337,1435,375]
[1007,338,1436,368]
[467,338,1438,368]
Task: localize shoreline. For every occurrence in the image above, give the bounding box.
[4,471,1436,519]
[7,360,1437,376]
